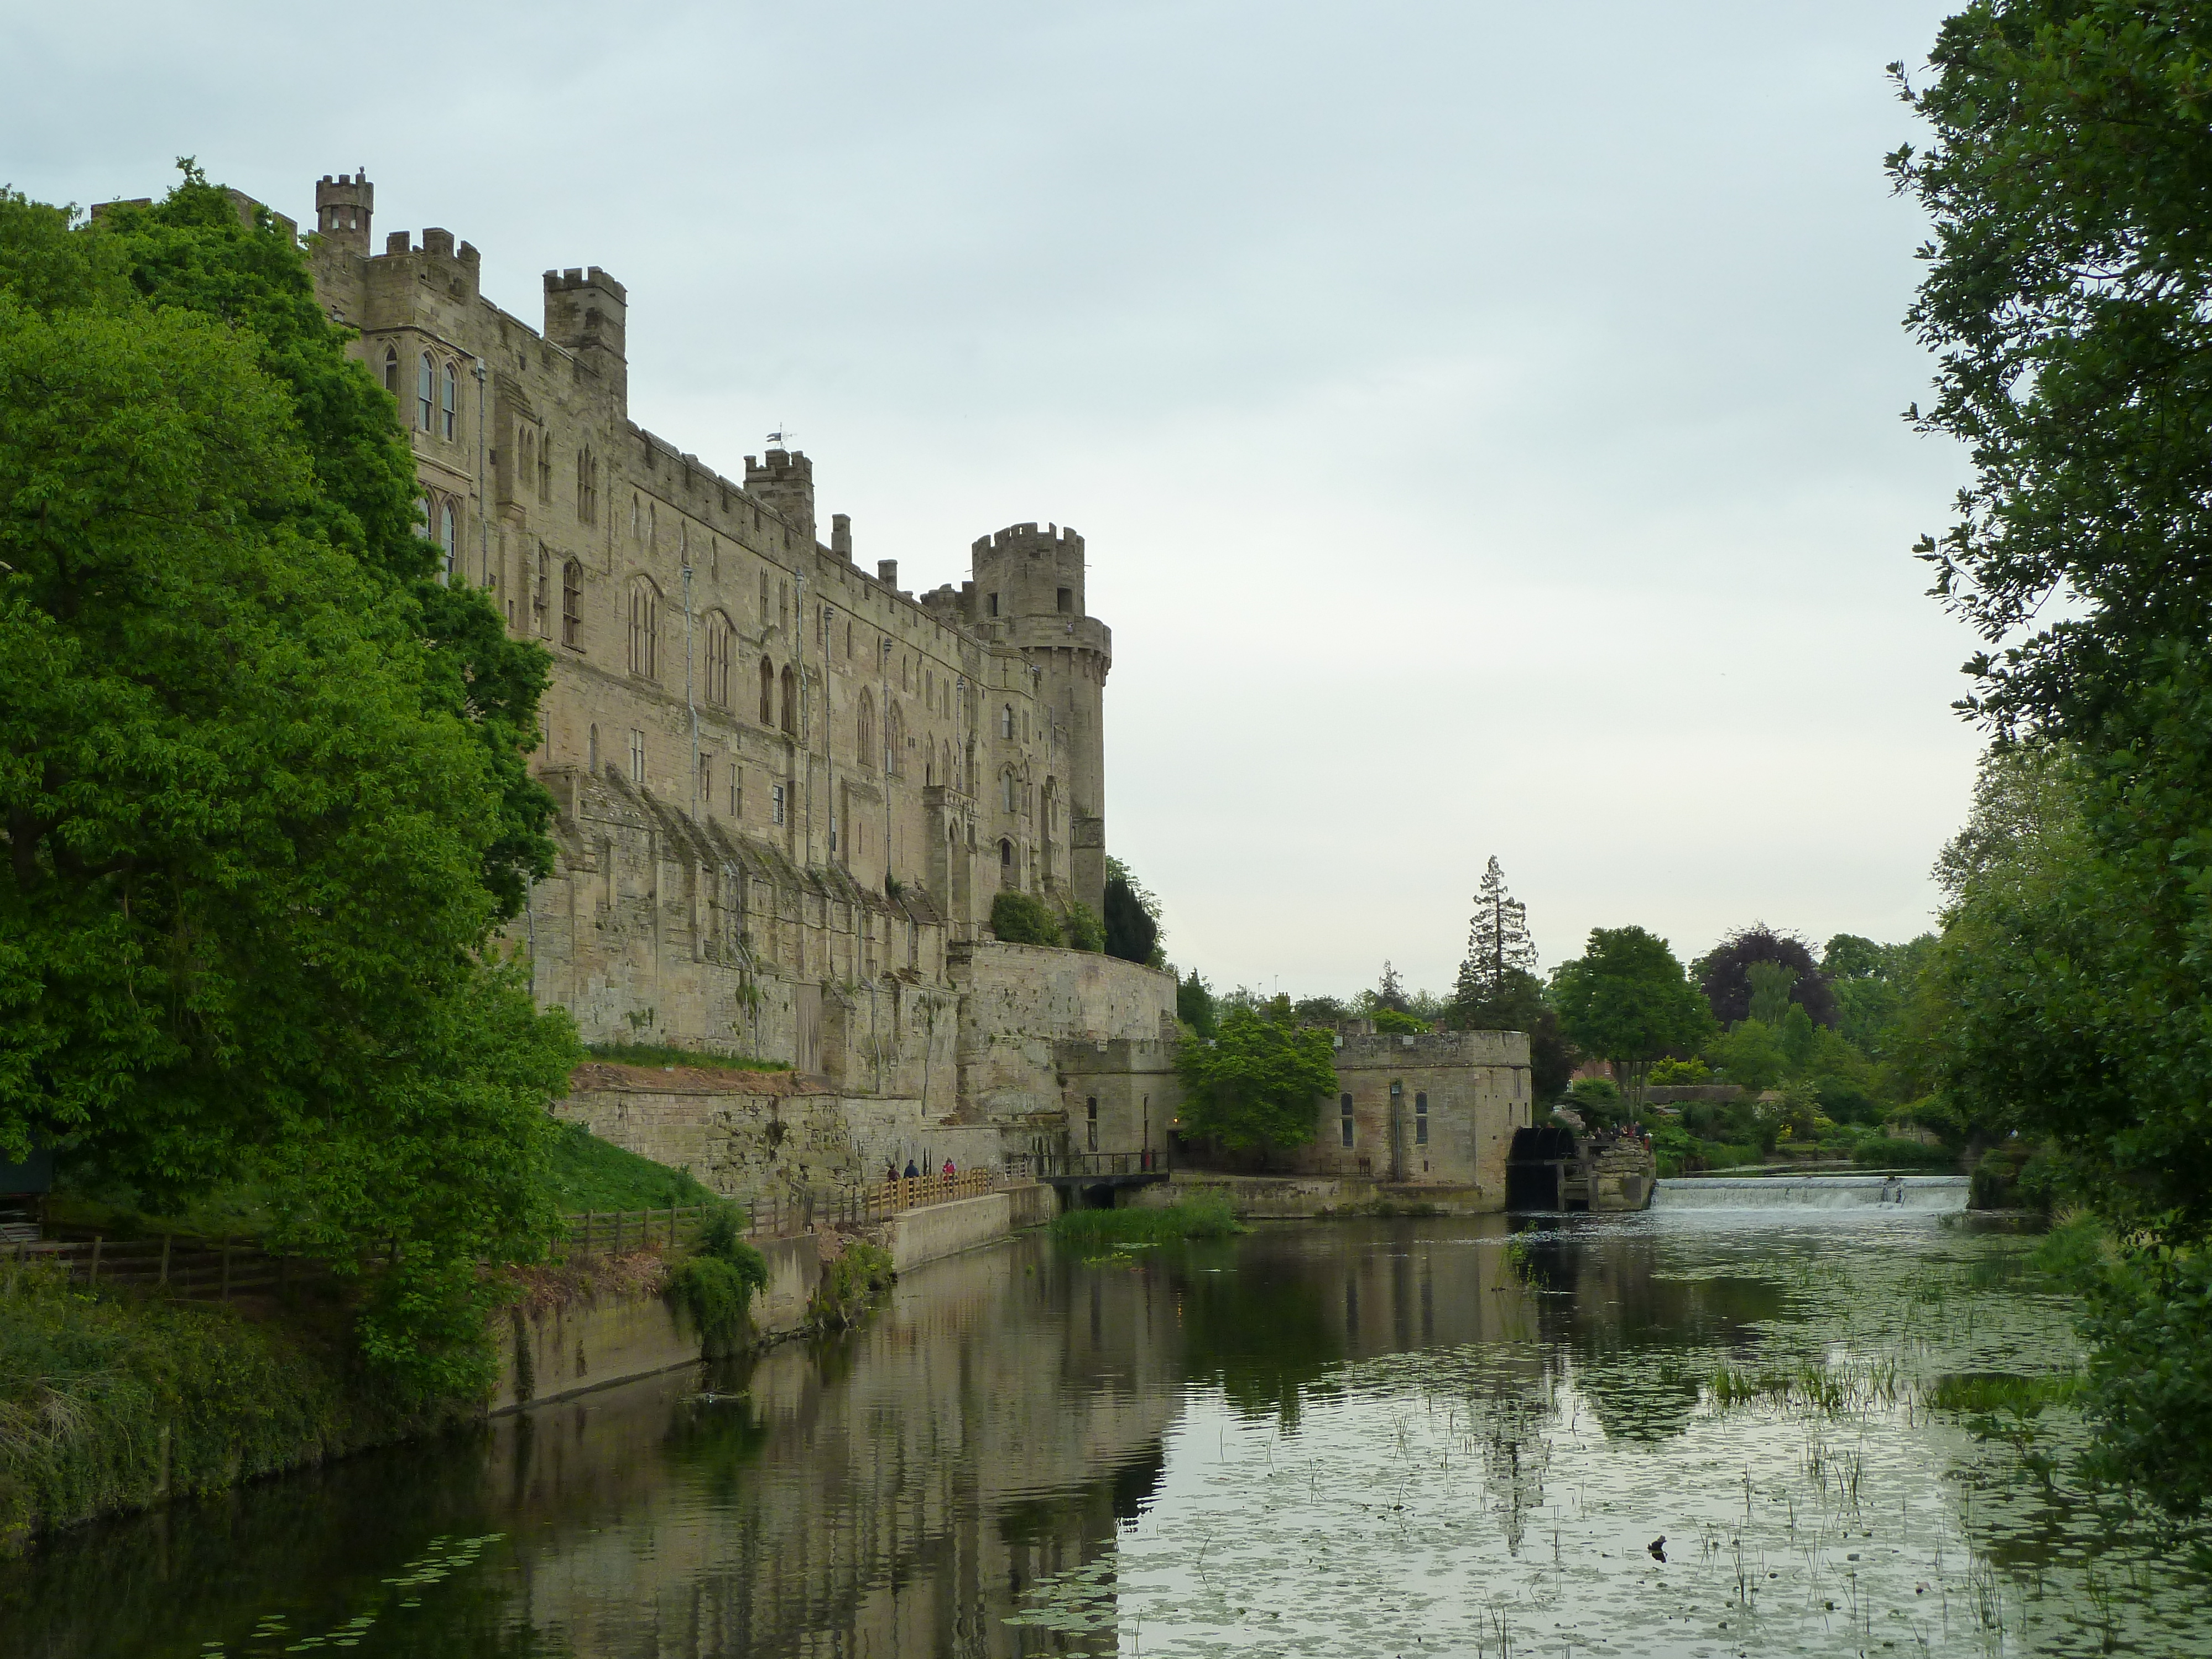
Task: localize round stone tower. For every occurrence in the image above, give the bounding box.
[969,523,1112,915]
[313,171,373,257]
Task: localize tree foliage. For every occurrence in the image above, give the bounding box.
[1177,969,1219,1040]
[1453,856,1536,1013]
[1103,855,1164,966]
[1696,925,1838,1029]
[1174,1006,1338,1155]
[1893,2,2212,1515]
[1372,961,1410,1014]
[989,889,1062,947]
[0,176,574,1395]
[1552,927,1714,1112]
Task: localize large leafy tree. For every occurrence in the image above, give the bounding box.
[1175,1006,1337,1156]
[1893,0,2212,1514]
[1551,927,1714,1114]
[0,181,575,1393]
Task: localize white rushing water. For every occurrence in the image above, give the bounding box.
[1651,1174,1969,1211]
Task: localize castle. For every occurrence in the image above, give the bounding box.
[280,170,1531,1202]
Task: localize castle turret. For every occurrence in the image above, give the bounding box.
[314,171,373,257]
[745,445,816,550]
[544,266,627,413]
[971,522,1112,912]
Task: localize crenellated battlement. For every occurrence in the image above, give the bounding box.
[972,522,1084,559]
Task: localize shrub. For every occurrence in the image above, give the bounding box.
[1566,1077,1625,1129]
[1647,1057,1712,1085]
[1371,1008,1431,1035]
[667,1204,769,1358]
[810,1241,894,1329]
[990,890,1062,947]
[1060,900,1106,953]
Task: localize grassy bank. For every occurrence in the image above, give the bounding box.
[541,1121,721,1212]
[1050,1195,1240,1248]
[0,1261,466,1555]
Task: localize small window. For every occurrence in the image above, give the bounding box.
[1415,1092,1429,1146]
[845,621,853,658]
[588,724,598,772]
[1340,1093,1355,1149]
[730,765,742,817]
[438,500,457,580]
[1087,1097,1099,1154]
[1057,587,1072,614]
[1000,705,1014,740]
[780,665,796,734]
[759,571,770,622]
[828,811,838,854]
[576,446,598,524]
[772,783,786,825]
[859,692,875,769]
[987,592,1000,618]
[440,361,457,440]
[705,613,732,706]
[382,346,399,394]
[416,352,434,430]
[759,658,775,725]
[999,838,1012,869]
[628,728,645,785]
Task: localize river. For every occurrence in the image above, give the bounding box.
[4,1198,2206,1658]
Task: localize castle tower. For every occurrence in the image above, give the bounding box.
[543,267,627,413]
[314,171,373,257]
[745,445,816,549]
[971,523,1112,914]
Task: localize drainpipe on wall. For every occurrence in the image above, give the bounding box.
[473,359,489,589]
[682,559,698,817]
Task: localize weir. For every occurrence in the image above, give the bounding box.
[1651,1175,1968,1212]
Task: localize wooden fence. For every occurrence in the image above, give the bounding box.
[0,1168,1023,1292]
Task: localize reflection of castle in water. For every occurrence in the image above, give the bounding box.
[486,1235,1180,1656]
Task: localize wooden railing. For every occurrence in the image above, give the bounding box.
[1034,1151,1171,1180]
[1,1234,330,1301]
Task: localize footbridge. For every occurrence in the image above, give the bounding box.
[1031,1151,1172,1210]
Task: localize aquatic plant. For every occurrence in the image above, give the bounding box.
[809,1241,894,1330]
[1048,1195,1241,1249]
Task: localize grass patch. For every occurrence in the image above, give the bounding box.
[581,1042,789,1073]
[1050,1194,1241,1249]
[1709,1359,1901,1416]
[540,1121,719,1213]
[0,1260,461,1553]
[1927,1371,2081,1417]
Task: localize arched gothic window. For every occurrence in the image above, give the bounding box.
[858,691,875,769]
[999,838,1013,874]
[440,360,457,440]
[779,665,796,734]
[561,560,582,648]
[759,658,775,726]
[886,702,904,777]
[382,346,399,394]
[416,353,434,431]
[439,500,457,580]
[627,578,659,679]
[1002,770,1018,813]
[705,612,732,707]
[576,445,598,524]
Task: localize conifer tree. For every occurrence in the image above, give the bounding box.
[1454,857,1536,1010]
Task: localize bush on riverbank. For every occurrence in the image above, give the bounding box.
[668,1208,771,1359]
[1050,1195,1241,1248]
[0,1261,462,1554]
[809,1241,895,1330]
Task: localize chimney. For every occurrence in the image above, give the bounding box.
[877,558,899,589]
[832,513,853,561]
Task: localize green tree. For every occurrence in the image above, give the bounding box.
[1744,961,1798,1027]
[1372,961,1410,1014]
[0,189,576,1394]
[1452,966,1577,1103]
[1175,1006,1338,1156]
[1453,856,1535,1013]
[1894,4,2212,1513]
[1551,927,1714,1115]
[1704,1020,1787,1093]
[1177,969,1218,1040]
[1103,855,1164,966]
[1060,899,1105,953]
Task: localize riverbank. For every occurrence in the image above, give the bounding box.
[1,1181,1056,1549]
[1133,1169,1496,1218]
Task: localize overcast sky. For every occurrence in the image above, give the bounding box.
[8,0,1980,1001]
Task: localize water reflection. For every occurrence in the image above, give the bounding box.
[3,1211,2208,1658]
